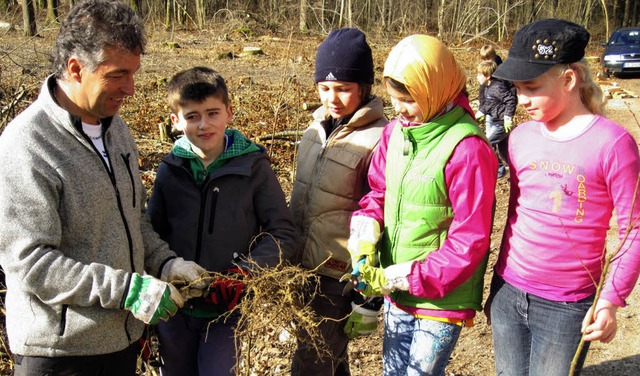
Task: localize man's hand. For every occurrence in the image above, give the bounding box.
[205,267,250,311]
[582,299,619,343]
[123,273,185,325]
[347,216,381,269]
[161,257,208,299]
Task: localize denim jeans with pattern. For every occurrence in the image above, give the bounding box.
[382,300,461,376]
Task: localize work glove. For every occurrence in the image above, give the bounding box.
[123,273,185,325]
[160,257,208,299]
[205,267,250,311]
[503,116,513,133]
[358,261,415,296]
[347,216,381,270]
[343,301,379,339]
[475,111,485,124]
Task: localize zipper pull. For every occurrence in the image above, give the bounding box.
[403,134,411,156]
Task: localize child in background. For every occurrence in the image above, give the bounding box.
[289,28,387,375]
[477,45,503,128]
[487,19,640,376]
[480,44,503,65]
[347,35,497,376]
[147,67,297,376]
[476,60,517,179]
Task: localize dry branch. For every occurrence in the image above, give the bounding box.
[569,173,640,375]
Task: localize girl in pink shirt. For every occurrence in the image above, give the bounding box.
[488,19,640,376]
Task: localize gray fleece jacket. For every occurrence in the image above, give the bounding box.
[0,75,176,357]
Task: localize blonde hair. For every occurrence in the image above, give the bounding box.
[479,45,497,60]
[557,60,605,116]
[477,60,497,77]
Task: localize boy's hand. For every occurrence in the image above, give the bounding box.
[206,267,250,311]
[161,257,208,299]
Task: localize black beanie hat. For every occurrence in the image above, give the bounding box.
[314,28,374,84]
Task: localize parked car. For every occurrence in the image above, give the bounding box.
[601,27,640,78]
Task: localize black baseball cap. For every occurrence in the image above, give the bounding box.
[493,19,590,82]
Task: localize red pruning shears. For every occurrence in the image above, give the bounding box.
[342,258,367,295]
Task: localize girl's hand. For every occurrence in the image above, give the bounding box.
[582,299,619,343]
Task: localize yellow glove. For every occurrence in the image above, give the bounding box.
[504,116,513,132]
[358,261,414,296]
[475,111,486,124]
[347,216,381,269]
[343,302,379,339]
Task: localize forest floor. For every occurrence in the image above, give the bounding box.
[1,23,640,375]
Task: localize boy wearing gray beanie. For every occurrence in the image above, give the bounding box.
[290,28,387,375]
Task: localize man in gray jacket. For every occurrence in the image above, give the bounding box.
[0,0,205,374]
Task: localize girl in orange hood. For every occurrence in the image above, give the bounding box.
[347,35,498,375]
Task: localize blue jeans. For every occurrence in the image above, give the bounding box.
[382,301,461,376]
[489,277,592,376]
[158,310,238,376]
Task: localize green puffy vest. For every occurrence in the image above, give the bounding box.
[381,106,489,311]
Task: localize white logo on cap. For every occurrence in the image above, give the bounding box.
[533,39,558,60]
[325,72,337,81]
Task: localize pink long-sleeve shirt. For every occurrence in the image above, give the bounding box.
[355,114,498,320]
[496,115,640,307]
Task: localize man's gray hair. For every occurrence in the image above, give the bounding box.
[52,0,146,78]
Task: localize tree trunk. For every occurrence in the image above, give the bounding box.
[129,0,140,15]
[298,0,307,32]
[437,0,445,39]
[164,0,171,30]
[550,0,558,17]
[195,0,205,29]
[0,0,9,14]
[582,0,593,28]
[45,0,57,24]
[623,0,631,26]
[21,0,36,36]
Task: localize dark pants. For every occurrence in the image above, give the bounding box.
[13,341,141,376]
[486,119,510,173]
[291,275,353,376]
[157,310,237,376]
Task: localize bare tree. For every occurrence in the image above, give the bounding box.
[21,0,36,36]
[46,0,58,24]
[299,0,308,32]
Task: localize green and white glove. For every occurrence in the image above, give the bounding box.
[123,273,185,325]
[343,302,379,339]
[161,257,208,299]
[347,216,381,269]
[359,261,415,296]
[504,116,513,132]
[475,111,486,124]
